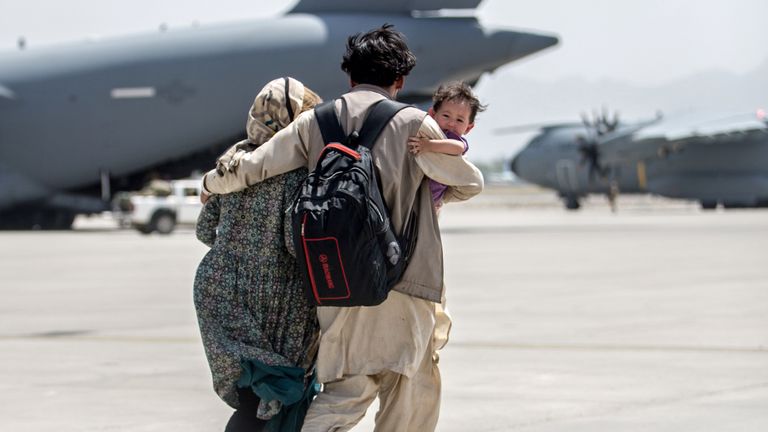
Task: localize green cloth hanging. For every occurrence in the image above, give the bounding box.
[237,359,319,432]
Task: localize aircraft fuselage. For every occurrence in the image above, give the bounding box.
[0,13,558,227]
[511,120,768,208]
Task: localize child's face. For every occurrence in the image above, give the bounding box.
[429,99,475,136]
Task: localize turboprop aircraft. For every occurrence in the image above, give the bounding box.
[506,109,768,210]
[0,0,558,229]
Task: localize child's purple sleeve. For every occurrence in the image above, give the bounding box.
[444,130,469,155]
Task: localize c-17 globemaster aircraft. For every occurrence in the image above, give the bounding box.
[0,0,558,229]
[507,109,768,210]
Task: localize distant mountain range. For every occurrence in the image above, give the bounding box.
[470,58,768,162]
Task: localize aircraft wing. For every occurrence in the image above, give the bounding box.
[289,0,483,14]
[599,111,768,163]
[633,111,767,142]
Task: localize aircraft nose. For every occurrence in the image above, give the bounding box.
[509,154,521,176]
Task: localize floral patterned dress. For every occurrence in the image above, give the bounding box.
[193,168,318,409]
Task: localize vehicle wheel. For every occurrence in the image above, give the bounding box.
[700,200,718,210]
[563,196,581,210]
[151,211,176,235]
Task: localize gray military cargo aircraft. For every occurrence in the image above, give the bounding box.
[506,109,768,210]
[0,0,558,229]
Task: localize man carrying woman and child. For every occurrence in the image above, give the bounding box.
[194,24,486,432]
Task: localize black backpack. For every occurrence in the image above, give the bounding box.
[290,99,418,307]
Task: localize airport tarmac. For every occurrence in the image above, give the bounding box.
[1,187,767,431]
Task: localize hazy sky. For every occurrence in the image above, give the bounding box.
[1,0,765,86]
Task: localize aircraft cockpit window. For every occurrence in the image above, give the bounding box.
[183,187,198,197]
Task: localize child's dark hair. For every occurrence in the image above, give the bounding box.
[341,24,417,87]
[432,82,487,123]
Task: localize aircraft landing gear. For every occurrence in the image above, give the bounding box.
[0,207,76,230]
[607,181,620,213]
[700,200,718,210]
[722,202,750,209]
[563,195,581,210]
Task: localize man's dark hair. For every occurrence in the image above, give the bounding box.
[432,81,487,123]
[341,24,417,87]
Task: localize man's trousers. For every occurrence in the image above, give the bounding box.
[300,345,441,432]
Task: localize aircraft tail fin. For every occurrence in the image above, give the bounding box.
[289,0,483,14]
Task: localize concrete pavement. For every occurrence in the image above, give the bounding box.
[1,188,766,431]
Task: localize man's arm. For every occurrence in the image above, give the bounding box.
[413,116,484,202]
[201,112,312,196]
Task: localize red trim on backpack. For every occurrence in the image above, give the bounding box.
[304,236,351,301]
[320,143,361,161]
[301,213,352,305]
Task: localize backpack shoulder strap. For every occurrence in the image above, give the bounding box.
[356,99,411,150]
[314,100,347,144]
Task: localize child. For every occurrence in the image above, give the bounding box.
[408,82,486,209]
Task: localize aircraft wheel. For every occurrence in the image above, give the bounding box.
[563,196,581,210]
[700,200,718,210]
[151,211,176,235]
[47,211,76,230]
[0,208,75,230]
[0,210,32,229]
[722,202,749,209]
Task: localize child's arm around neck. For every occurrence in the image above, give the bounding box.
[408,136,465,156]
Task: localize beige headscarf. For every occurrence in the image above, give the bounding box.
[216,77,305,174]
[246,77,305,145]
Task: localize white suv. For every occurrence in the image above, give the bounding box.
[114,179,203,234]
